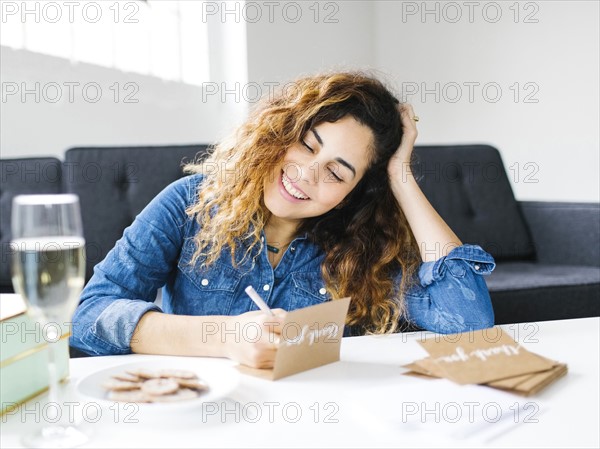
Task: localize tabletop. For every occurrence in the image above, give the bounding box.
[1,317,599,448]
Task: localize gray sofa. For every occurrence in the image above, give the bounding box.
[2,144,599,328]
[413,145,600,323]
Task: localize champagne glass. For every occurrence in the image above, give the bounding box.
[10,194,89,448]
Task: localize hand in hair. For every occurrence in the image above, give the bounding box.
[387,103,419,179]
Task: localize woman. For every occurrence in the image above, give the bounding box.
[70,72,496,368]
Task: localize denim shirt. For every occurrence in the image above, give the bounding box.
[70,174,496,356]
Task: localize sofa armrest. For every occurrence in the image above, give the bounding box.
[518,201,600,267]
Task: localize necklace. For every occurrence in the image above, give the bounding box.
[266,240,293,254]
[266,240,292,268]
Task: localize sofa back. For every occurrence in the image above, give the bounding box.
[0,143,534,292]
[0,158,63,292]
[63,145,210,280]
[412,144,534,260]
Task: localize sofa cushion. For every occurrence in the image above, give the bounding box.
[485,262,600,291]
[519,201,600,267]
[0,158,63,292]
[485,261,600,324]
[413,145,535,261]
[490,284,600,324]
[63,145,210,281]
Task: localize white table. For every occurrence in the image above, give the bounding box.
[1,317,598,448]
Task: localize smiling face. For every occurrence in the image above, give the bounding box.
[263,115,374,225]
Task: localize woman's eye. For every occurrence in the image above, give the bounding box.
[301,140,314,153]
[328,168,343,182]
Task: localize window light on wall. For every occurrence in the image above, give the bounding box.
[0,0,210,86]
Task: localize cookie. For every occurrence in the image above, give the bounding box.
[151,388,199,402]
[103,367,210,403]
[112,373,141,382]
[158,369,198,379]
[108,390,151,402]
[101,380,141,391]
[126,368,161,379]
[176,378,209,391]
[141,378,179,396]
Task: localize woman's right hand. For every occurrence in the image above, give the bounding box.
[222,309,286,369]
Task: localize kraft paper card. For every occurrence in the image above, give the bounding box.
[406,353,561,383]
[403,357,568,396]
[402,327,568,395]
[237,297,351,381]
[486,363,568,396]
[411,357,447,378]
[402,362,438,380]
[417,327,555,385]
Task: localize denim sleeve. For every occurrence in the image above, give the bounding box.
[404,243,496,334]
[69,176,196,355]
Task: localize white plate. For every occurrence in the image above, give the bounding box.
[76,358,240,411]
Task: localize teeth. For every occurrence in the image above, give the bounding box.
[282,173,309,200]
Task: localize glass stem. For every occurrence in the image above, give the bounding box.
[45,341,61,425]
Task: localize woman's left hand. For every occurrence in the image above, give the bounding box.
[387,103,419,179]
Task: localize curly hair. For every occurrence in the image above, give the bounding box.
[184,71,422,334]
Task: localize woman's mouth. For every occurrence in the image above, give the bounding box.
[280,171,310,201]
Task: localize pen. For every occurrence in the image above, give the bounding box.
[244,285,275,316]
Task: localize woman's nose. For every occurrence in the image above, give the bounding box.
[301,162,321,185]
[284,161,318,185]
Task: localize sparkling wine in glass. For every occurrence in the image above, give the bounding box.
[10,194,89,448]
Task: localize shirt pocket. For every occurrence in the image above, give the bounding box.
[290,272,331,310]
[177,240,243,314]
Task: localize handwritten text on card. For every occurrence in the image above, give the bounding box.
[435,344,522,363]
[284,323,339,346]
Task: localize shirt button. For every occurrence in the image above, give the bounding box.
[290,246,295,252]
[474,264,480,270]
[319,288,326,295]
[201,279,209,286]
[263,284,270,291]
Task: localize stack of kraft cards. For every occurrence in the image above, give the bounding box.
[403,326,568,396]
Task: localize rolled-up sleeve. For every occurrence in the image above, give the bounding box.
[404,244,496,334]
[69,175,197,355]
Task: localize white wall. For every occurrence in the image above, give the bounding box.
[0,46,220,157]
[2,1,598,203]
[246,1,375,83]
[0,16,248,158]
[373,0,599,202]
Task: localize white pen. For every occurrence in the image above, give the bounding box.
[244,285,275,316]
